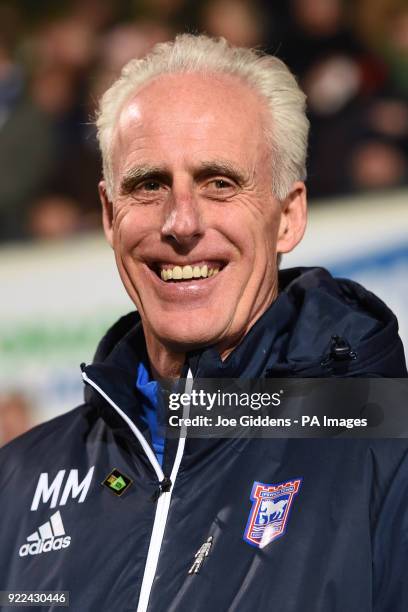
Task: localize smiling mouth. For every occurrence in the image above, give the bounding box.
[151,262,224,282]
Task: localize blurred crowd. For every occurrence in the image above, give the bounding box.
[0,392,33,447]
[0,0,407,243]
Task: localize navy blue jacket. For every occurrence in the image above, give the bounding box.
[1,267,407,612]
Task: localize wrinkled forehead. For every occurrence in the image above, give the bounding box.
[112,71,270,164]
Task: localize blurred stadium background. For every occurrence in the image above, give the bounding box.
[1,0,407,445]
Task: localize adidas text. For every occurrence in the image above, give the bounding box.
[19,510,71,557]
[19,536,71,557]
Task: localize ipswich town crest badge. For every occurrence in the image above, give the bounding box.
[243,478,302,549]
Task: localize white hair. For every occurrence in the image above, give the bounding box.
[96,34,309,201]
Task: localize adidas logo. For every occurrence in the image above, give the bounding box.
[19,511,71,557]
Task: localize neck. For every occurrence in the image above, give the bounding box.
[143,326,185,379]
[143,303,277,380]
[148,345,186,380]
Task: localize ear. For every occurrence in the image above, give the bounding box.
[276,182,307,254]
[99,180,114,248]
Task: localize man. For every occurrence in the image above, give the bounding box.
[0,34,407,612]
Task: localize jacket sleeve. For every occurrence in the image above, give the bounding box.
[372,448,408,611]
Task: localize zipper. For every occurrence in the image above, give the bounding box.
[81,367,193,612]
[82,370,165,483]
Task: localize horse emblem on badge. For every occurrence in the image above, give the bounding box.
[244,479,302,549]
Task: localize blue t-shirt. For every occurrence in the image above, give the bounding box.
[136,362,165,466]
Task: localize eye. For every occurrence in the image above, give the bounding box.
[126,178,168,205]
[213,179,232,189]
[141,181,162,191]
[202,177,237,199]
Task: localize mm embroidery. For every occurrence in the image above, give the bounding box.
[244,478,302,549]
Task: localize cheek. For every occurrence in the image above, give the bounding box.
[113,207,157,255]
[224,206,279,264]
[251,203,282,258]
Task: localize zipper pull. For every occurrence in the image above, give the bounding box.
[321,335,357,373]
[151,476,172,502]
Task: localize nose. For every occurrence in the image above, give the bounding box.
[161,185,204,248]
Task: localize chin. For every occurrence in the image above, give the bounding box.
[153,319,226,352]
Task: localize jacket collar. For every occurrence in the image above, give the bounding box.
[82,266,407,437]
[185,290,296,378]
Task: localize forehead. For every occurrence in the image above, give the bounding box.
[113,71,269,171]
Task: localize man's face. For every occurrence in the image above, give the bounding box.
[101,72,305,353]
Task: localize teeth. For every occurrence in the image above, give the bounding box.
[159,264,220,281]
[173,266,182,280]
[182,265,193,279]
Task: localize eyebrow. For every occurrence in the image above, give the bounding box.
[193,161,247,185]
[119,160,248,195]
[120,165,169,195]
